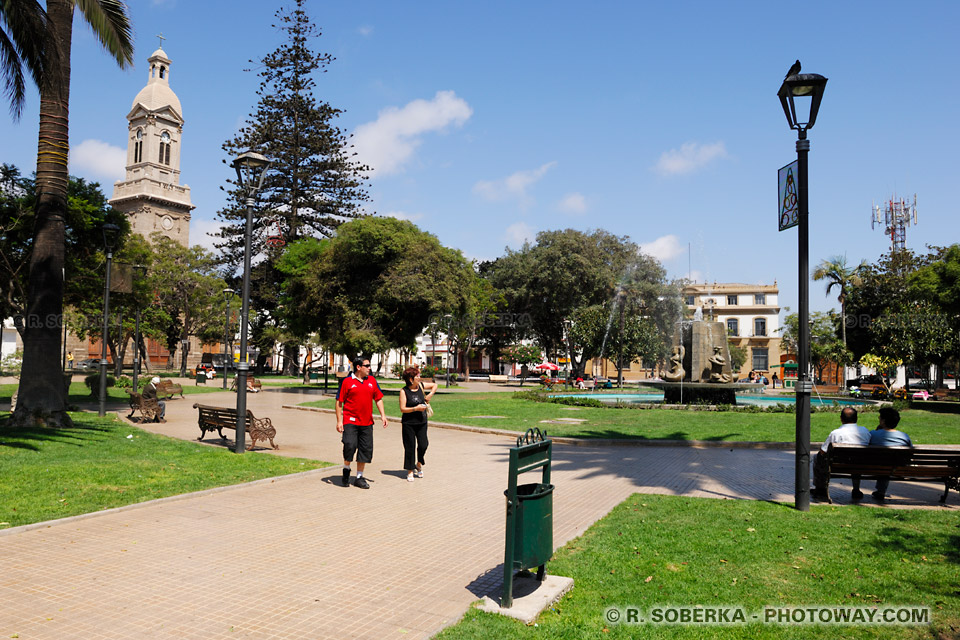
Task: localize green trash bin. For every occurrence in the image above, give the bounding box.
[505,482,554,572]
[196,371,207,385]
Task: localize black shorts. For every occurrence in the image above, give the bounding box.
[342,424,374,463]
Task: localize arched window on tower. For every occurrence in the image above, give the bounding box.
[134,129,143,163]
[159,131,171,165]
[159,65,166,79]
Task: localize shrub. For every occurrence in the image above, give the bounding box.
[420,364,446,379]
[83,373,115,396]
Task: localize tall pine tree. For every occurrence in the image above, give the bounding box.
[216,0,370,264]
[215,0,371,374]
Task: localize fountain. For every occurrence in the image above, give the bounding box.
[643,318,762,405]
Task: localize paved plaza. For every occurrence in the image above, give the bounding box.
[1,382,954,639]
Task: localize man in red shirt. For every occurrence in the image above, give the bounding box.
[336,358,388,489]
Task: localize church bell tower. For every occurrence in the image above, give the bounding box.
[110,46,193,246]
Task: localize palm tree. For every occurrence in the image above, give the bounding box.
[812,255,866,384]
[10,0,132,428]
[0,0,49,119]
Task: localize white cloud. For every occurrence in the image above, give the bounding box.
[654,141,727,176]
[353,90,472,175]
[473,161,557,203]
[191,218,225,254]
[503,221,535,248]
[357,25,374,36]
[383,210,424,222]
[70,139,125,182]
[557,192,587,214]
[640,234,685,263]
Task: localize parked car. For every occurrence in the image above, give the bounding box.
[846,374,884,389]
[74,358,101,371]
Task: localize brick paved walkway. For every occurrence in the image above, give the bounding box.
[1,385,954,639]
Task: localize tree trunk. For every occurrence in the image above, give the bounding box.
[11,0,73,428]
[282,343,299,376]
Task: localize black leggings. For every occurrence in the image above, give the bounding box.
[401,422,428,471]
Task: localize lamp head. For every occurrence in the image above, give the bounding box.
[778,73,828,132]
[230,150,272,194]
[102,223,121,252]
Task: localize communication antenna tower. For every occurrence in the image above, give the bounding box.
[871,194,917,253]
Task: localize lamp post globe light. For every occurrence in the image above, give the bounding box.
[222,288,235,390]
[98,223,121,417]
[230,151,272,453]
[778,67,827,512]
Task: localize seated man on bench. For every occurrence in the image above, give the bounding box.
[868,407,912,501]
[812,406,870,501]
[142,376,167,423]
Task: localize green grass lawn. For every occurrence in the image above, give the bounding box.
[0,382,243,409]
[436,494,959,640]
[299,391,960,444]
[0,412,331,529]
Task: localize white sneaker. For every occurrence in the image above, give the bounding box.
[407,474,415,482]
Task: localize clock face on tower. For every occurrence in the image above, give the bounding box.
[161,131,170,143]
[136,129,142,140]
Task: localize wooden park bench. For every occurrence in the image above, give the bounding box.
[192,402,278,450]
[822,443,960,504]
[488,374,509,384]
[229,376,263,392]
[155,379,183,399]
[126,390,161,423]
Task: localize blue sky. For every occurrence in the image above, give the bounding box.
[2,0,957,318]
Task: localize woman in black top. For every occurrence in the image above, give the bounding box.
[399,366,437,482]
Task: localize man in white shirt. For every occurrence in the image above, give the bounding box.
[812,407,870,501]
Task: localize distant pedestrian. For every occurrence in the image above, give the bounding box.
[336,358,388,489]
[399,366,437,482]
[772,372,779,388]
[67,351,74,369]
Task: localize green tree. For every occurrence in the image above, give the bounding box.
[147,235,231,376]
[280,217,473,359]
[441,276,504,382]
[12,0,132,428]
[484,228,679,376]
[0,166,131,367]
[498,343,542,386]
[215,0,370,375]
[779,311,849,383]
[812,255,866,349]
[910,244,960,385]
[0,0,48,119]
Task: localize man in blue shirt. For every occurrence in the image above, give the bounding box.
[812,407,871,501]
[868,407,912,501]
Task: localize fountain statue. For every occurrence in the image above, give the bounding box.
[642,319,761,405]
[663,345,685,382]
[707,346,732,383]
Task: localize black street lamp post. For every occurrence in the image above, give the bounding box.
[98,223,120,417]
[778,68,827,512]
[222,288,234,390]
[443,314,453,388]
[132,265,146,391]
[230,151,271,453]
